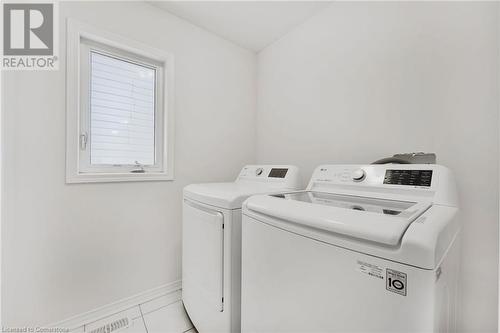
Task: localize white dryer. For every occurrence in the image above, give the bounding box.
[183,165,301,333]
[241,164,460,333]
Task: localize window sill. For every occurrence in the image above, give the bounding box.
[66,172,174,184]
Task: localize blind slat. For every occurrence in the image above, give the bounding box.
[91,87,154,106]
[91,98,154,114]
[92,127,154,138]
[92,80,154,95]
[92,136,153,146]
[92,113,154,128]
[92,67,154,82]
[91,106,154,121]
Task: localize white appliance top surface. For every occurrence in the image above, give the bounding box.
[184,182,290,209]
[184,165,301,209]
[247,191,431,246]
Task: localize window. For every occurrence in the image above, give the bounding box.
[66,20,174,183]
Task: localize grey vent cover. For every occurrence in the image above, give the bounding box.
[87,317,130,333]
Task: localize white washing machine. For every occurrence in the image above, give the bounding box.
[182,165,301,333]
[241,164,460,333]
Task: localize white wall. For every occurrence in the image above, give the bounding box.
[256,2,499,332]
[1,1,256,325]
[3,1,499,330]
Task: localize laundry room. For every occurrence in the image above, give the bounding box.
[0,1,498,333]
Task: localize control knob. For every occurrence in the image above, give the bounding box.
[351,169,366,182]
[256,168,264,176]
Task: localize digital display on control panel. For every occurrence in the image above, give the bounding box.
[268,168,288,178]
[383,170,433,187]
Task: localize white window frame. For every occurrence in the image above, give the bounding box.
[66,19,174,183]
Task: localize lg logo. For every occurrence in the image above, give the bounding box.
[3,3,53,56]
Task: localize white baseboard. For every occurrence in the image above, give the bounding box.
[50,280,182,330]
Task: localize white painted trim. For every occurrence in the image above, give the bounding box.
[65,18,175,184]
[49,280,182,330]
[65,171,175,184]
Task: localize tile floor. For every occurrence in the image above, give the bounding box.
[71,292,197,333]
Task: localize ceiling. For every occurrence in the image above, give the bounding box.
[148,1,332,52]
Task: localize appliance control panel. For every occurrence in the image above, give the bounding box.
[268,168,289,178]
[309,165,436,189]
[307,164,456,208]
[383,169,432,187]
[237,165,301,188]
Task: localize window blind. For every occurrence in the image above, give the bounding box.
[90,51,156,166]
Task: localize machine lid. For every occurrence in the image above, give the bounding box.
[184,182,296,210]
[245,191,432,246]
